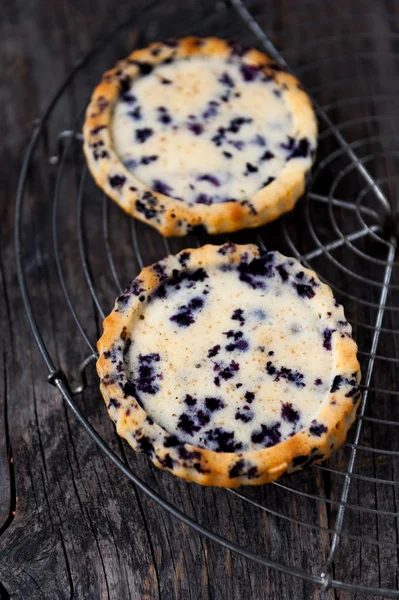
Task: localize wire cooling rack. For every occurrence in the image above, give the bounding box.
[15,1,399,596]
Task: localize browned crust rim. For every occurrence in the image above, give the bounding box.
[83,37,318,236]
[97,243,361,487]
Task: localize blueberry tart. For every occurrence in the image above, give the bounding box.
[97,243,361,487]
[84,38,317,236]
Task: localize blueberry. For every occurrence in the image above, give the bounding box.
[205,397,225,412]
[240,64,259,81]
[208,345,221,358]
[309,421,328,437]
[178,413,201,435]
[276,263,289,281]
[141,155,158,165]
[315,378,323,386]
[223,151,233,158]
[245,162,258,174]
[219,72,235,87]
[260,150,275,161]
[197,174,221,187]
[330,375,342,392]
[128,106,141,120]
[188,122,203,135]
[184,394,197,406]
[235,408,253,423]
[244,391,255,403]
[136,128,153,143]
[153,179,172,195]
[109,175,126,189]
[323,328,335,351]
[195,194,213,205]
[133,61,153,76]
[281,402,300,424]
[251,422,281,447]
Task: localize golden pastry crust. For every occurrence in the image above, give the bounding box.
[83,38,317,236]
[97,243,361,487]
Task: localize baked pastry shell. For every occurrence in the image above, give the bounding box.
[97,243,361,487]
[83,37,318,236]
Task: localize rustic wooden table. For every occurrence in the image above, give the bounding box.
[1,1,399,598]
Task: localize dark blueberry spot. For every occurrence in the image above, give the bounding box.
[245,391,255,403]
[219,72,235,87]
[235,408,253,423]
[211,127,226,146]
[268,350,274,356]
[240,63,260,81]
[281,402,300,424]
[245,162,258,175]
[276,263,289,281]
[294,283,316,299]
[178,413,201,435]
[260,150,275,161]
[136,128,153,143]
[309,421,328,437]
[158,454,174,469]
[164,435,180,448]
[137,435,154,454]
[202,427,243,452]
[224,330,243,340]
[178,252,190,266]
[231,308,245,325]
[153,179,172,195]
[227,117,253,134]
[219,360,240,381]
[205,397,225,412]
[123,379,136,396]
[178,447,202,461]
[202,100,219,119]
[134,61,153,76]
[218,242,236,255]
[208,345,221,358]
[229,459,245,478]
[161,77,172,85]
[184,394,197,406]
[136,198,157,220]
[108,397,121,409]
[226,339,249,352]
[238,251,275,289]
[223,151,233,158]
[290,137,310,159]
[195,193,213,205]
[170,296,204,328]
[188,122,203,135]
[262,176,276,187]
[141,155,158,165]
[251,422,281,447]
[228,140,245,151]
[266,361,305,388]
[109,175,126,189]
[253,134,266,146]
[197,174,221,187]
[330,375,342,392]
[323,328,335,351]
[315,378,323,386]
[128,106,141,120]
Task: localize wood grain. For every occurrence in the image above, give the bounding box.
[0,0,398,598]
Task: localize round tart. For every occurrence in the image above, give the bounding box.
[84,38,317,236]
[97,243,361,487]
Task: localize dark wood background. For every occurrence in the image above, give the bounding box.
[1,1,399,598]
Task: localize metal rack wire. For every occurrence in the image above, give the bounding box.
[15,1,399,596]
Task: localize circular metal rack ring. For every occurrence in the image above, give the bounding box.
[15,1,399,597]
